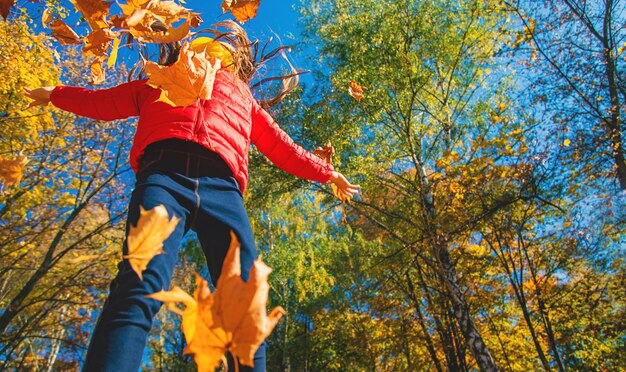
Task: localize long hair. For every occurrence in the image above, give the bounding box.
[129,20,302,109]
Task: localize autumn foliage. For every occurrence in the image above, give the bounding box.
[1,0,624,370]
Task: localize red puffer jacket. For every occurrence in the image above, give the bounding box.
[50,70,333,193]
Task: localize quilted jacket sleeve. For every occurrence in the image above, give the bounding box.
[50,79,153,121]
[250,100,334,184]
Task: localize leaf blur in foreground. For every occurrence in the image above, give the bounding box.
[348,80,364,101]
[148,232,285,370]
[0,155,28,187]
[145,42,221,107]
[313,141,352,202]
[0,0,13,20]
[221,0,260,23]
[124,205,180,280]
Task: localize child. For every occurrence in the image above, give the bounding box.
[25,22,359,372]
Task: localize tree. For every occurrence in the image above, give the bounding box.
[505,0,626,190]
[299,0,525,369]
[0,20,133,368]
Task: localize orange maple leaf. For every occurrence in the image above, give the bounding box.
[120,0,200,43]
[83,28,116,58]
[348,80,364,101]
[124,205,180,280]
[148,232,284,370]
[69,0,111,30]
[145,42,222,107]
[0,155,28,188]
[221,0,260,23]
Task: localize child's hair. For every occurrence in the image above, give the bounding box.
[129,20,302,109]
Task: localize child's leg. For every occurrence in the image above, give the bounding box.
[83,173,192,372]
[194,175,266,372]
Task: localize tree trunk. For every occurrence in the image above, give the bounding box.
[416,163,498,371]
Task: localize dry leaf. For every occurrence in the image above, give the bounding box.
[132,19,191,44]
[206,232,285,367]
[221,0,260,23]
[120,0,198,43]
[49,19,83,45]
[124,205,180,280]
[0,155,28,187]
[313,141,351,202]
[83,28,115,58]
[149,232,284,370]
[0,0,14,20]
[107,36,121,67]
[42,8,53,27]
[146,42,222,107]
[69,0,111,30]
[348,80,364,101]
[313,140,335,164]
[89,57,106,85]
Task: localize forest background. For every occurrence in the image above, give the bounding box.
[1,0,625,371]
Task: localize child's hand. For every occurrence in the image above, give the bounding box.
[329,171,360,201]
[23,87,54,107]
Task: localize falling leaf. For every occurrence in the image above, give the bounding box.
[149,232,284,370]
[49,19,83,45]
[0,0,13,20]
[348,80,364,101]
[190,37,235,71]
[107,36,121,67]
[563,139,571,147]
[42,8,53,27]
[0,155,28,187]
[313,141,351,202]
[221,0,260,23]
[83,28,116,58]
[124,204,180,280]
[89,57,106,85]
[132,19,191,44]
[146,42,222,107]
[69,0,111,30]
[120,0,199,43]
[313,141,335,164]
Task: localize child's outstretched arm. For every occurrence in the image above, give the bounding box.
[24,80,155,121]
[251,101,360,200]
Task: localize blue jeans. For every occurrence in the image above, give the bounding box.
[83,141,266,371]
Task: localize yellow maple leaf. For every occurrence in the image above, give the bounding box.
[148,232,284,370]
[563,138,571,147]
[124,205,180,280]
[221,0,260,23]
[145,42,222,107]
[0,155,28,188]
